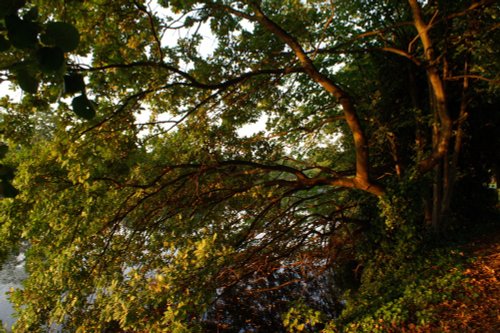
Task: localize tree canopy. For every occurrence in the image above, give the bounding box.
[0,0,499,331]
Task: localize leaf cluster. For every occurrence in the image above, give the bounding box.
[1,0,95,119]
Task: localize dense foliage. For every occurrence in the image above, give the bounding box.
[0,0,499,331]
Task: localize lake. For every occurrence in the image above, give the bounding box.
[0,253,26,332]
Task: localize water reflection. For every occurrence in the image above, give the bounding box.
[0,253,26,332]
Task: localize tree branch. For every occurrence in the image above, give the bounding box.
[76,61,301,90]
[408,0,452,173]
[133,0,164,60]
[247,2,383,195]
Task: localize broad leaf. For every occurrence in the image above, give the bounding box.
[72,94,96,119]
[5,14,39,49]
[0,145,8,159]
[16,68,39,93]
[64,73,85,94]
[37,46,65,72]
[22,6,38,21]
[0,35,11,51]
[0,0,26,18]
[0,180,19,198]
[0,165,15,180]
[42,22,80,52]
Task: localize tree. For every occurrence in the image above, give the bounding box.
[0,0,498,331]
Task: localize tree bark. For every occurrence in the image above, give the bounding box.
[249,3,383,196]
[408,0,452,174]
[440,62,469,228]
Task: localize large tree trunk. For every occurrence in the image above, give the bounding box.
[408,0,454,234]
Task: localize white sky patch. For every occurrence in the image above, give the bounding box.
[237,114,268,138]
[197,25,219,56]
[0,81,22,103]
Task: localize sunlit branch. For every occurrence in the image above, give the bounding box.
[247,2,383,196]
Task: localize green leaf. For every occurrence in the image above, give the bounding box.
[5,14,39,49]
[22,6,38,21]
[39,32,53,46]
[16,68,38,93]
[0,180,18,198]
[37,46,65,72]
[42,22,80,52]
[0,165,15,180]
[0,145,8,159]
[0,35,11,51]
[72,95,96,120]
[0,0,26,18]
[64,73,85,95]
